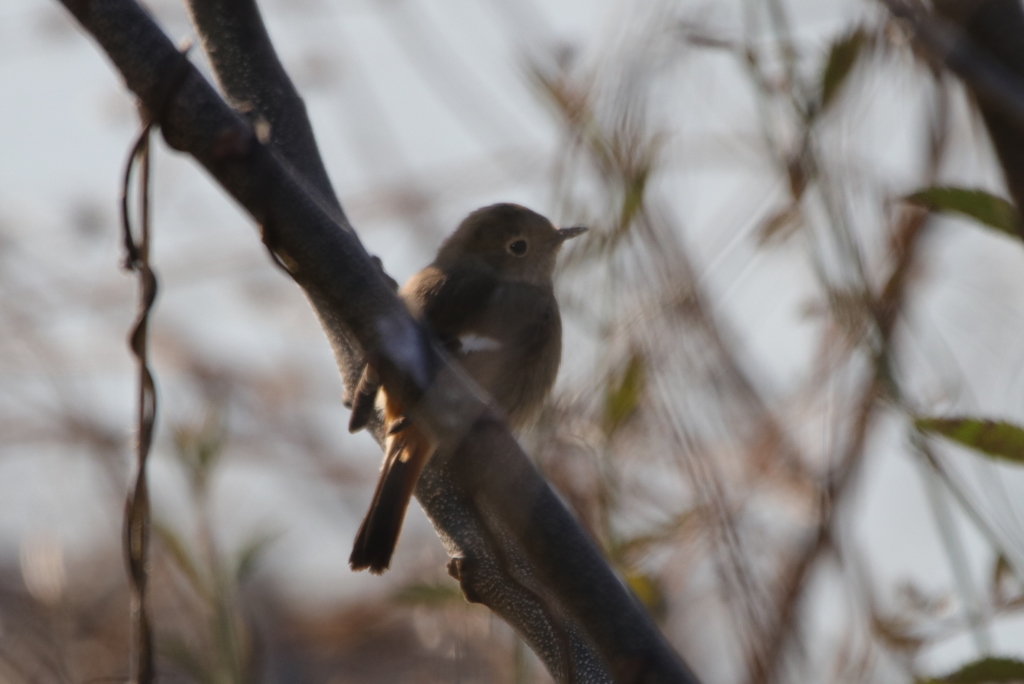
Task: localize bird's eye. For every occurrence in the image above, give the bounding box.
[508,239,528,257]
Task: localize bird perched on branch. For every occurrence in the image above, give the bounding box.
[347,203,586,573]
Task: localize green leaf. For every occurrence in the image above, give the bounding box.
[603,352,646,437]
[916,417,1024,466]
[618,169,649,233]
[624,571,667,621]
[906,187,1022,238]
[939,657,1024,683]
[821,28,866,110]
[172,407,228,494]
[392,581,463,607]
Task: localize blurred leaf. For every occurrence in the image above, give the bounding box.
[154,521,210,600]
[787,154,808,199]
[820,28,866,111]
[915,417,1024,465]
[234,531,279,583]
[614,508,701,560]
[618,167,649,234]
[210,589,249,684]
[933,657,1024,683]
[870,612,923,653]
[172,407,228,493]
[896,580,949,616]
[603,352,646,437]
[827,288,871,345]
[624,571,667,622]
[393,581,463,607]
[757,204,803,244]
[990,553,1020,607]
[906,187,1022,239]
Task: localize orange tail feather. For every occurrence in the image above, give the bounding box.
[349,425,432,573]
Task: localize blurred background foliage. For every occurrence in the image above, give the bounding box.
[1,0,1024,682]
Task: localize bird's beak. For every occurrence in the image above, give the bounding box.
[556,225,588,241]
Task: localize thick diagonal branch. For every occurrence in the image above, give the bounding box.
[56,0,699,682]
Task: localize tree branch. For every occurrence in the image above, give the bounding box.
[55,0,699,681]
[747,71,952,684]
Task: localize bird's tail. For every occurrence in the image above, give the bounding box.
[349,425,432,574]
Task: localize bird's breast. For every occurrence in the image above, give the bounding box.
[456,288,561,430]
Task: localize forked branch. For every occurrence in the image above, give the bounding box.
[55,0,699,682]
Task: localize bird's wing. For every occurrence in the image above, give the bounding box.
[348,265,498,433]
[406,265,500,347]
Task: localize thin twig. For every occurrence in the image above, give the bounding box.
[120,123,157,684]
[749,73,952,684]
[118,42,193,684]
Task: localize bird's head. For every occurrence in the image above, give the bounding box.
[436,203,586,286]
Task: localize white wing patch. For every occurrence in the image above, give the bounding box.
[458,333,503,353]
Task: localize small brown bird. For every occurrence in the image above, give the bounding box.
[348,203,586,573]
